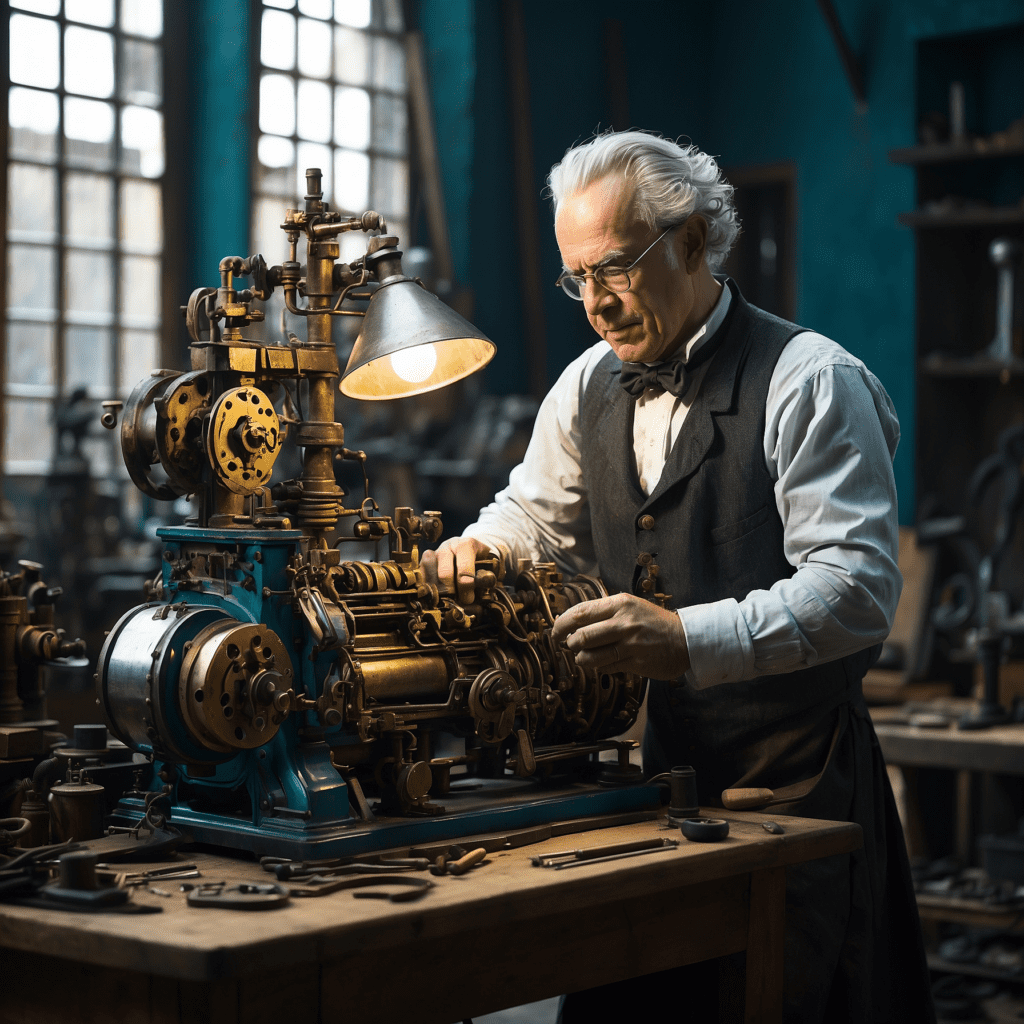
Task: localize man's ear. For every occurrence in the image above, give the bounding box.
[681,215,709,274]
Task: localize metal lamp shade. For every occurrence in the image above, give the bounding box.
[340,279,496,400]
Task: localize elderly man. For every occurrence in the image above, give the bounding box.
[423,131,931,1023]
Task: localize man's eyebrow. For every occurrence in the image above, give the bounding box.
[564,248,627,275]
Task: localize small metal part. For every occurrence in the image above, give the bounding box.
[551,841,679,870]
[679,818,730,843]
[186,881,290,909]
[761,821,785,835]
[148,886,174,897]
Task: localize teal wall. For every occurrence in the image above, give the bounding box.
[184,0,252,292]
[420,0,1024,523]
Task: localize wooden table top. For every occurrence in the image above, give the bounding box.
[874,719,1024,773]
[0,810,860,982]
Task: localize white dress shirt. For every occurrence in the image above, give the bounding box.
[462,284,903,689]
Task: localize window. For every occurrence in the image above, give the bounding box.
[5,0,165,475]
[252,0,409,343]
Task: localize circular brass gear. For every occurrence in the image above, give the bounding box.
[206,386,281,495]
[468,668,522,745]
[155,370,212,495]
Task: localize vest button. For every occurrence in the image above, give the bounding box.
[637,552,653,566]
[638,514,655,531]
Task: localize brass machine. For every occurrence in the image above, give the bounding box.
[96,169,652,857]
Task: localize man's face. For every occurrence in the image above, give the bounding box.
[555,174,698,363]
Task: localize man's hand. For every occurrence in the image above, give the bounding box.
[550,593,691,680]
[420,537,495,605]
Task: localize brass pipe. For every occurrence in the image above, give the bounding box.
[0,596,25,723]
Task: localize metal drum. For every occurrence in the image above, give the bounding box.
[97,603,233,763]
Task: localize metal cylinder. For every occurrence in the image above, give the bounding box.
[360,655,450,701]
[0,596,26,723]
[668,765,699,820]
[17,796,50,848]
[58,850,98,890]
[50,776,105,842]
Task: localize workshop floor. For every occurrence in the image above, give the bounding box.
[472,997,560,1023]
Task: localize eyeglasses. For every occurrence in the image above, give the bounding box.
[555,225,678,301]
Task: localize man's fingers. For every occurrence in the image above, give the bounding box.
[573,642,624,672]
[551,596,621,642]
[455,542,480,605]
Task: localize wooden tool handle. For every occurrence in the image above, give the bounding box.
[449,847,487,876]
[721,787,774,810]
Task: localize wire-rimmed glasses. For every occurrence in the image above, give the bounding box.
[555,224,678,301]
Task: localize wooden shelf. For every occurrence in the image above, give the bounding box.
[898,206,1024,228]
[920,353,1024,378]
[890,141,1024,165]
[928,952,1024,983]
[917,892,1024,929]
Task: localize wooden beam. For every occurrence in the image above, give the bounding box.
[816,0,866,105]
[501,0,549,399]
[405,30,456,286]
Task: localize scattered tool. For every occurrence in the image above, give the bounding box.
[721,787,773,810]
[109,864,201,887]
[761,821,785,835]
[186,881,290,910]
[448,847,487,876]
[429,845,468,876]
[287,875,433,902]
[261,855,429,881]
[532,837,678,869]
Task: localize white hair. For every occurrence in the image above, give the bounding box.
[547,131,740,271]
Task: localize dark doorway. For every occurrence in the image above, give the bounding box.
[721,163,796,321]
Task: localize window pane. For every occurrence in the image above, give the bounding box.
[9,88,59,161]
[335,149,369,212]
[260,75,296,136]
[297,17,332,77]
[65,327,113,390]
[65,172,115,245]
[66,251,114,317]
[380,0,404,32]
[66,0,115,27]
[372,36,405,91]
[335,0,371,28]
[372,94,406,155]
[121,106,165,178]
[334,26,368,85]
[120,330,159,391]
[298,0,332,17]
[120,256,160,326]
[121,0,162,38]
[120,180,163,254]
[335,86,369,149]
[297,79,332,142]
[296,143,332,202]
[263,0,296,8]
[371,156,407,216]
[7,323,55,386]
[10,14,60,90]
[64,97,115,170]
[5,400,54,466]
[8,164,57,241]
[11,0,60,13]
[258,136,297,196]
[65,27,115,98]
[121,38,162,107]
[339,228,367,263]
[8,244,56,314]
[253,197,290,261]
[261,10,296,70]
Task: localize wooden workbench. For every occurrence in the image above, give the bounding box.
[0,810,861,1024]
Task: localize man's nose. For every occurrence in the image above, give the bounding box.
[583,278,616,316]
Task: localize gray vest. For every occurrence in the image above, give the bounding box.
[579,280,878,804]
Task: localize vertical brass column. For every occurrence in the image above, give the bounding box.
[295,170,346,543]
[0,596,26,723]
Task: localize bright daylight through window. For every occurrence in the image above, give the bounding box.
[253,0,409,345]
[5,0,164,475]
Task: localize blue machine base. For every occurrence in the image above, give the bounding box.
[111,779,661,859]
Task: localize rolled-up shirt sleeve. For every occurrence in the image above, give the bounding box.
[463,344,608,579]
[680,335,903,687]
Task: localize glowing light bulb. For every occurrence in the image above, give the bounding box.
[389,344,437,384]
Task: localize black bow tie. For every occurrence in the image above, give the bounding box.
[617,326,725,400]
